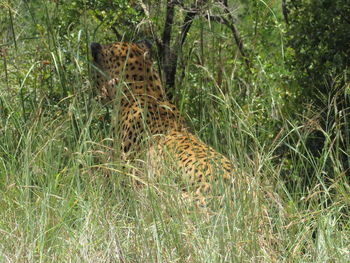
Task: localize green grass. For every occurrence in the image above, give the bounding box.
[1,1,350,262]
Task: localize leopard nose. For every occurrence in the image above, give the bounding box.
[90,42,102,60]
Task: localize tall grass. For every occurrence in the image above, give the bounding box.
[1,1,350,262]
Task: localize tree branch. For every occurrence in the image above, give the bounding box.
[164,0,207,90]
[282,0,289,24]
[162,0,175,49]
[138,0,251,92]
[178,9,197,47]
[94,12,123,39]
[138,0,162,47]
[209,1,251,70]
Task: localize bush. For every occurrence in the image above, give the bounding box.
[286,0,350,100]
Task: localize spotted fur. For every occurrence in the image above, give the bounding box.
[91,41,233,205]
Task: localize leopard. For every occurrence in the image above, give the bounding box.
[90,40,234,206]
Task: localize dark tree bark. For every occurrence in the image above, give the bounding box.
[138,0,251,92]
[161,1,200,91]
[219,0,251,70]
[282,0,289,24]
[160,0,176,91]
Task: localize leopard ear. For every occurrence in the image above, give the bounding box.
[135,39,152,52]
[90,42,102,61]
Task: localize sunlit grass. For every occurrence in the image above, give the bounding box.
[1,1,350,262]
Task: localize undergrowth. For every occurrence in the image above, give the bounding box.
[1,0,350,262]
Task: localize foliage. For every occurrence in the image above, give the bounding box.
[285,0,350,182]
[286,0,350,99]
[1,0,350,261]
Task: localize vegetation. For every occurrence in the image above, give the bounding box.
[1,0,350,262]
[286,0,350,98]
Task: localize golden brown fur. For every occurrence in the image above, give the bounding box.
[91,41,233,205]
